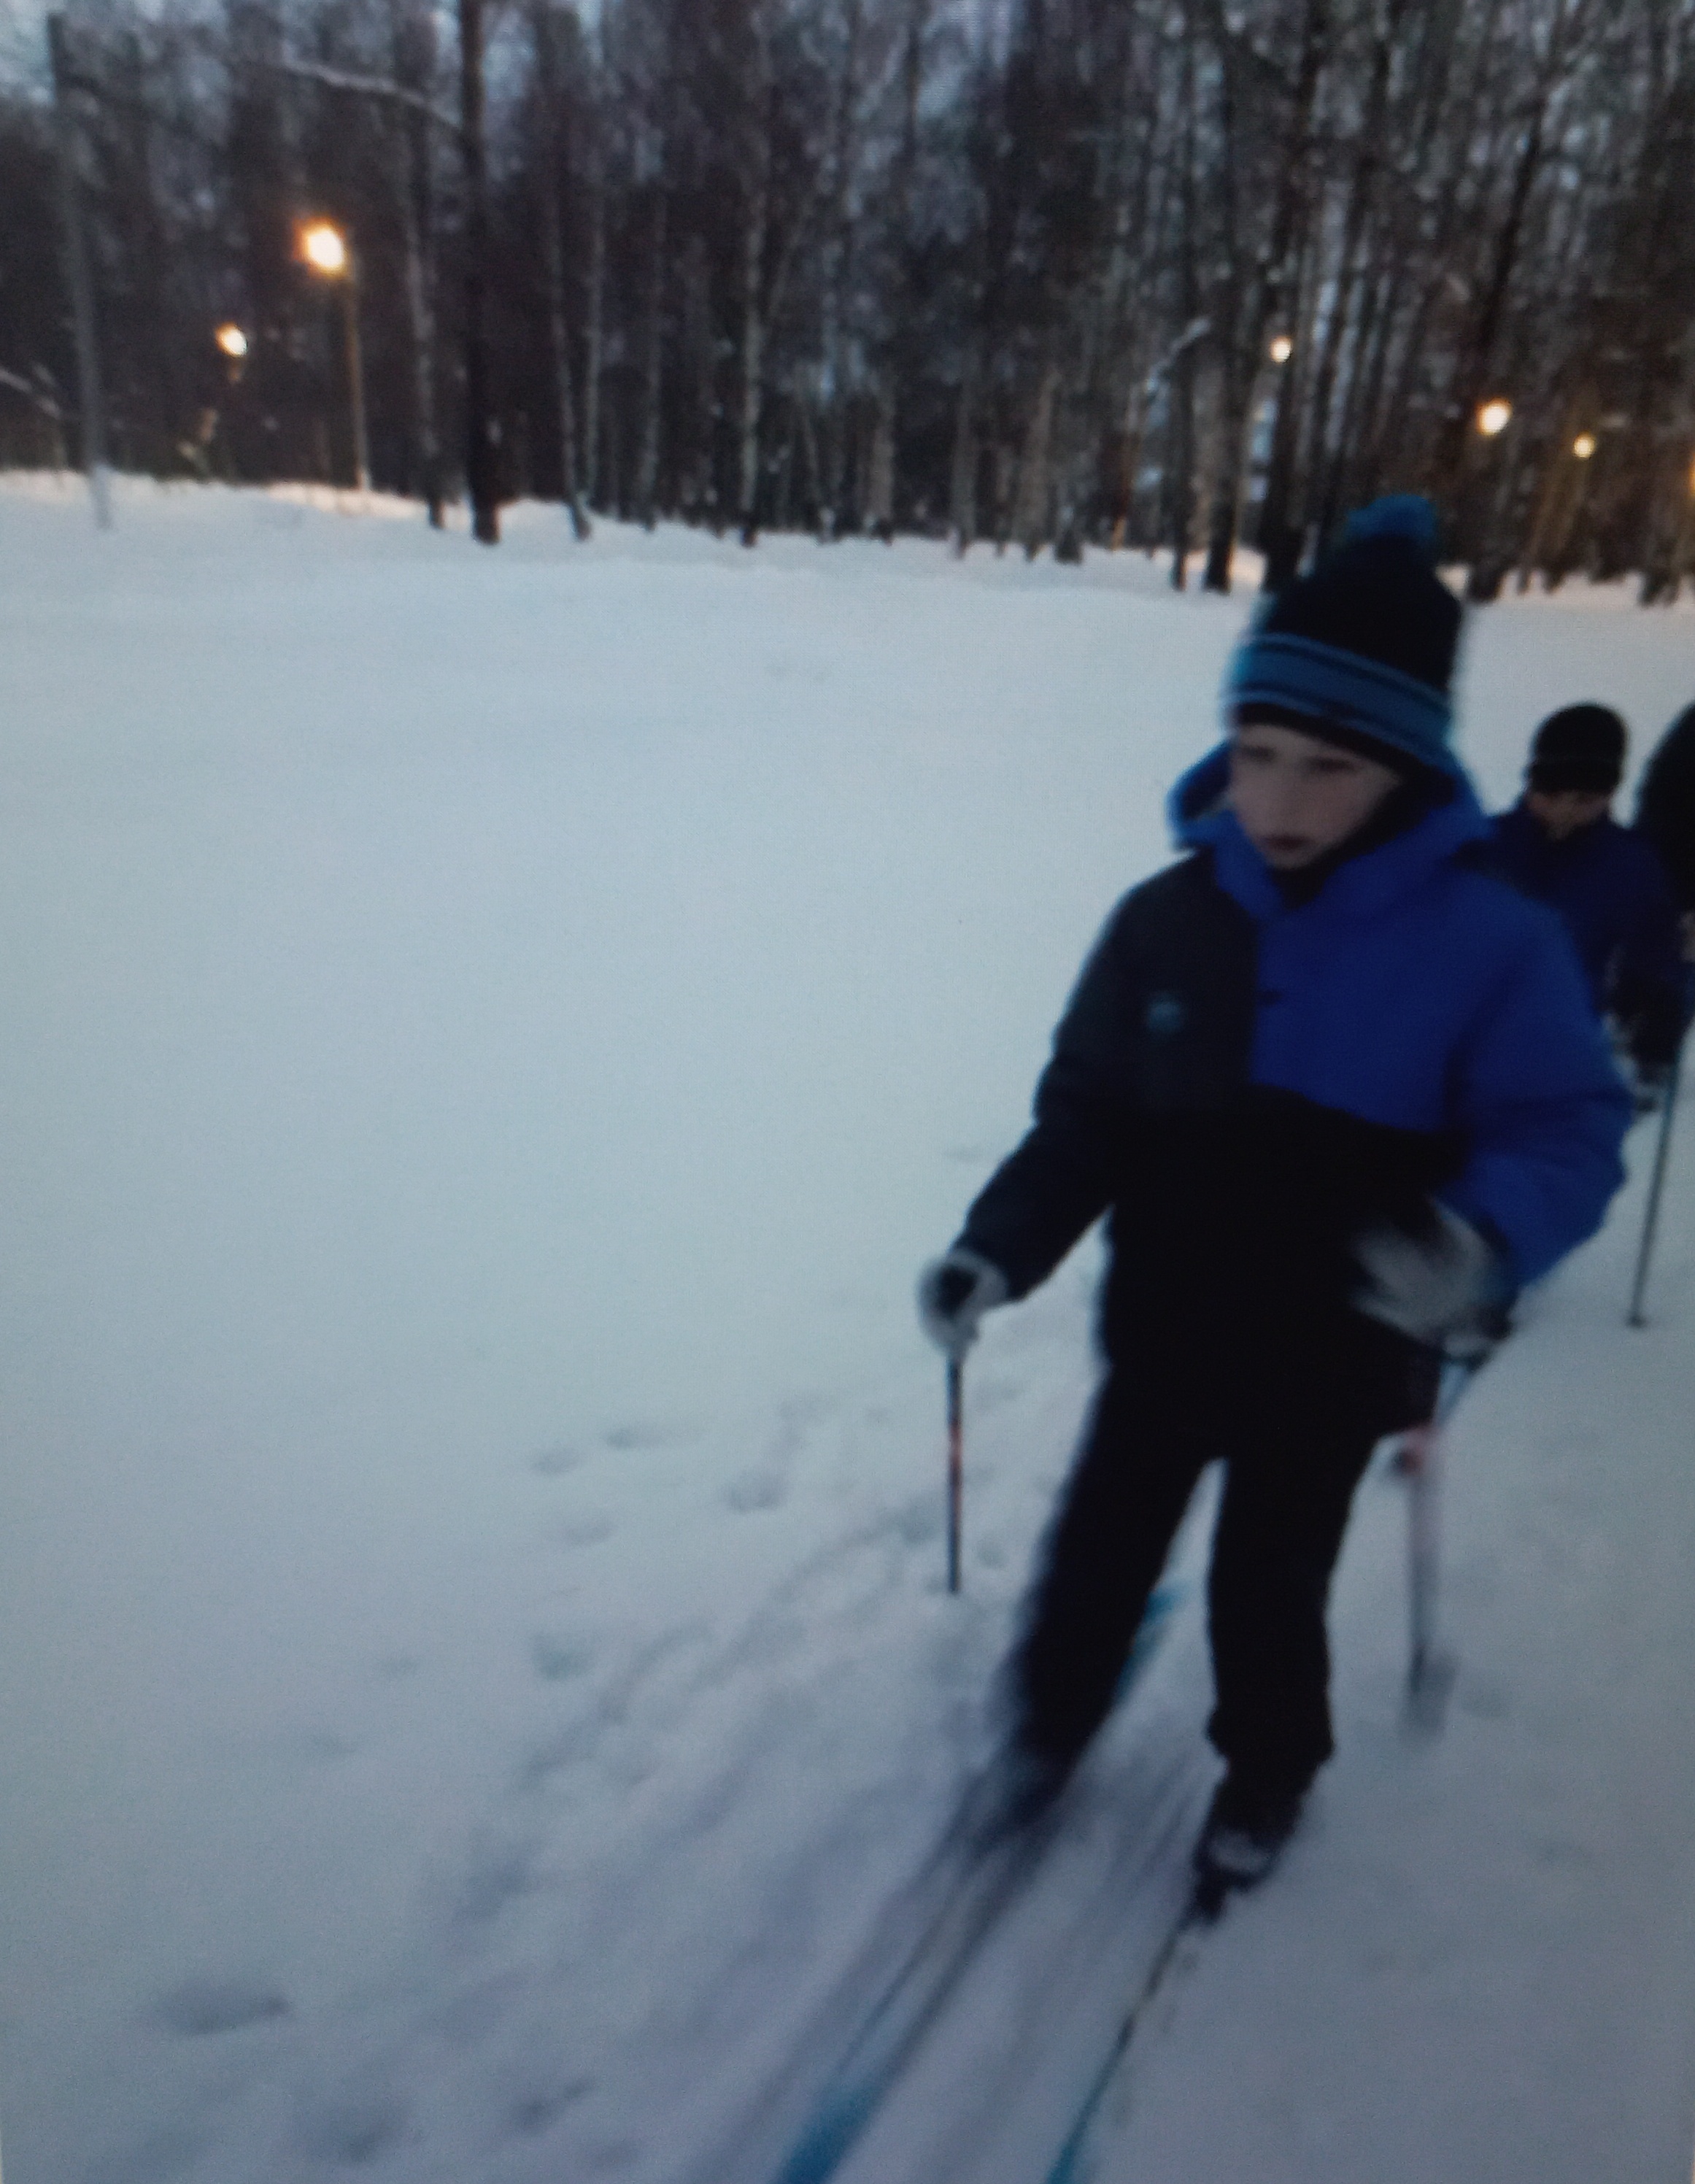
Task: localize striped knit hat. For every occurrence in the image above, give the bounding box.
[1226,497,1464,781]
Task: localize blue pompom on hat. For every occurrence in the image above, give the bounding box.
[1340,494,1441,554]
[1226,495,1465,781]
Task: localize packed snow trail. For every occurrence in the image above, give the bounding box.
[717,1565,1202,2184]
[818,1618,1219,2184]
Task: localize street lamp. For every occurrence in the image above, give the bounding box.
[1477,398,1513,438]
[1572,432,1596,460]
[215,323,249,396]
[1268,334,1294,365]
[298,217,370,493]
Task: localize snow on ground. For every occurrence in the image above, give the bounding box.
[1,471,1691,2184]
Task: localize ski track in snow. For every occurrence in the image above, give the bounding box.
[1,475,1692,2184]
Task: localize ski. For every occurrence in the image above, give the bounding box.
[1040,1875,1220,2184]
[735,1578,1193,2184]
[768,1813,1050,2184]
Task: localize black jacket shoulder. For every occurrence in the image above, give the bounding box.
[1059,852,1257,1114]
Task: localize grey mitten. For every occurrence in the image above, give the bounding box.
[1351,1202,1506,1363]
[917,1246,1010,1360]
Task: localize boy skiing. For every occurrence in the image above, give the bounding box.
[1490,705,1689,1104]
[918,498,1631,1905]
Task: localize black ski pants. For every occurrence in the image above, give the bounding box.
[1011,1361,1408,1793]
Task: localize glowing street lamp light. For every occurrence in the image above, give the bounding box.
[1572,432,1596,460]
[1268,334,1294,365]
[298,217,369,492]
[300,219,348,277]
[1477,398,1513,438]
[214,323,250,398]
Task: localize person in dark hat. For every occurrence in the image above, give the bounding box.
[917,497,1630,1904]
[1634,703,1695,953]
[1491,706,1689,1100]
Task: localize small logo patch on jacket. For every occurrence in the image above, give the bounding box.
[1146,991,1186,1038]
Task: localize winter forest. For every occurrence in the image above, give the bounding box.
[4,0,1695,598]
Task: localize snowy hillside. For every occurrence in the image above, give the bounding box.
[1,474,1691,2184]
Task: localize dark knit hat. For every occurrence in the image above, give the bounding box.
[1226,496,1465,779]
[1526,703,1626,796]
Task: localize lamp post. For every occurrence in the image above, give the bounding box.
[299,218,370,493]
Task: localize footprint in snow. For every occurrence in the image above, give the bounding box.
[895,1496,943,1547]
[530,1443,587,1478]
[509,2077,595,2137]
[725,1397,822,1513]
[548,1510,615,1549]
[293,2078,410,2167]
[530,1633,593,1683]
[603,1419,673,1451]
[154,1975,290,2037]
[455,1841,536,1923]
[725,1467,787,1513]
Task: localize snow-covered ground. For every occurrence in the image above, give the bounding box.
[1,472,1691,2184]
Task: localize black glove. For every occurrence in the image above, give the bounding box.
[916,1246,1010,1361]
[1351,1203,1508,1364]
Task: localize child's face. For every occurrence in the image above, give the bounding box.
[1525,787,1612,841]
[1228,720,1402,871]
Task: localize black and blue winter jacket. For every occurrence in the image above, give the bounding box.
[957,746,1631,1405]
[1490,801,1690,1069]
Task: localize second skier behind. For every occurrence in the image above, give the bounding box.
[1489,703,1689,1109]
[918,498,1632,1905]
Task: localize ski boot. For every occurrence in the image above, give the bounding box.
[1192,1767,1308,1918]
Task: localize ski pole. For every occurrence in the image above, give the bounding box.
[1627,1041,1683,1327]
[946,1356,964,1594]
[1405,1358,1468,1728]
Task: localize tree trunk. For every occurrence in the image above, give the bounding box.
[949,350,978,555]
[459,0,499,543]
[533,0,589,538]
[47,12,112,527]
[1014,358,1060,557]
[819,0,862,538]
[867,0,928,544]
[1195,0,1243,593]
[865,387,895,540]
[735,6,773,546]
[1431,7,1568,520]
[1256,227,1318,590]
[1294,0,1404,552]
[1198,0,1330,592]
[634,182,667,528]
[583,107,605,509]
[1170,16,1202,590]
[392,0,443,525]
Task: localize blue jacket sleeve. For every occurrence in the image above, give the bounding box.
[1440,914,1632,1286]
